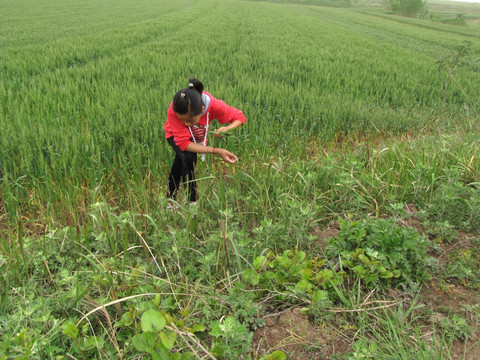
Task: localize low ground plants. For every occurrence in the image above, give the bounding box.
[240,218,433,315]
[326,218,432,288]
[441,241,480,290]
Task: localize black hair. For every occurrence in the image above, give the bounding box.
[172,78,205,115]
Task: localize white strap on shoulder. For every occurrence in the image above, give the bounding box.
[200,113,210,161]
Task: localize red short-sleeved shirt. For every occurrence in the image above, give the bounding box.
[164,91,246,151]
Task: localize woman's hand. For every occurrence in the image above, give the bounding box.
[216,148,238,164]
[185,143,238,163]
[213,126,230,138]
[213,120,243,138]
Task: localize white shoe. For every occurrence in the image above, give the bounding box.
[166,201,179,211]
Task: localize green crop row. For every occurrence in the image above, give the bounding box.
[1,0,479,227]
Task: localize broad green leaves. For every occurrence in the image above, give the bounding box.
[62,321,79,340]
[62,320,104,353]
[327,219,431,287]
[132,309,177,359]
[141,310,167,333]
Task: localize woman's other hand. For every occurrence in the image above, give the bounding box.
[216,148,238,163]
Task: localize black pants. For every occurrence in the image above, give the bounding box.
[167,137,197,202]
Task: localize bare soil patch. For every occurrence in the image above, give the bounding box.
[313,221,340,251]
[253,307,352,359]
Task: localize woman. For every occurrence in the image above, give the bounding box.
[164,78,246,203]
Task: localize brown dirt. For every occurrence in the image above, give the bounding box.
[419,280,480,360]
[313,221,340,251]
[397,203,423,230]
[451,337,480,360]
[252,307,352,359]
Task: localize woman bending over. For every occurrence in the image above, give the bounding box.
[164,78,246,203]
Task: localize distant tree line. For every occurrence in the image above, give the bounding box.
[383,0,426,17]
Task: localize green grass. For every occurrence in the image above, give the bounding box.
[1,0,480,358]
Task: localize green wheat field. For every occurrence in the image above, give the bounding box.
[1,0,480,358]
